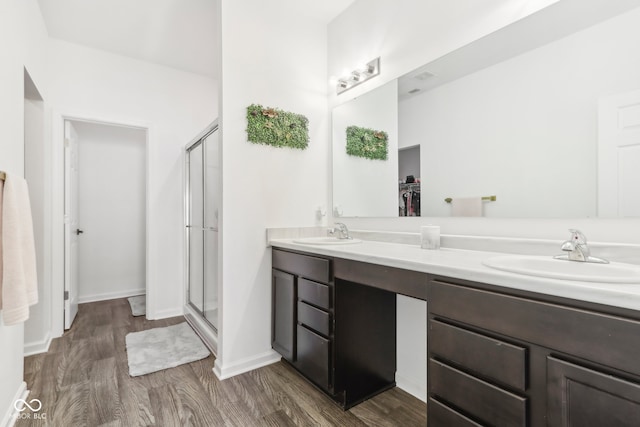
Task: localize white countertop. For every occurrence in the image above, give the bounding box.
[270,238,640,312]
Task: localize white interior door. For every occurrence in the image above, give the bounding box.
[598,89,640,217]
[64,120,79,329]
[75,122,146,303]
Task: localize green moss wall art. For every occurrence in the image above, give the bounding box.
[246,104,309,150]
[345,126,388,160]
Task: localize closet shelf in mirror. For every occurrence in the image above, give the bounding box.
[399,182,421,190]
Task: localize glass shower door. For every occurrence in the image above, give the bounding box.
[188,142,204,313]
[186,126,219,332]
[203,129,219,330]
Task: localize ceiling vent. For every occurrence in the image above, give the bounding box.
[413,71,435,81]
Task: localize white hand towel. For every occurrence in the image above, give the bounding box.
[0,173,38,325]
[451,197,483,217]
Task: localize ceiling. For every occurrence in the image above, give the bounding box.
[37,0,355,80]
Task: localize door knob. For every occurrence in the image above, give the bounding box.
[75,229,84,235]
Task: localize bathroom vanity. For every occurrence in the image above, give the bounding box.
[272,248,397,409]
[270,239,640,426]
[427,277,640,426]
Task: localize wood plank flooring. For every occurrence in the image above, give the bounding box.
[18,298,427,426]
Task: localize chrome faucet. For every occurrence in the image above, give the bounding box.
[554,229,608,264]
[328,222,351,240]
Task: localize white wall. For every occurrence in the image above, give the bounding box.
[328,0,560,108]
[0,0,49,424]
[74,121,146,303]
[24,86,50,356]
[332,80,398,217]
[396,295,427,401]
[400,6,640,218]
[216,0,330,377]
[47,39,217,325]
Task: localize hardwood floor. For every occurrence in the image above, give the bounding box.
[18,298,427,426]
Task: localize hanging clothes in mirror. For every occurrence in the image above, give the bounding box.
[399,182,420,216]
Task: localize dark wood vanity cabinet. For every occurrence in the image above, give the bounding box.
[272,248,332,390]
[428,279,640,427]
[274,246,640,421]
[271,248,396,409]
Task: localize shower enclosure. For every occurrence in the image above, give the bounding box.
[184,121,219,352]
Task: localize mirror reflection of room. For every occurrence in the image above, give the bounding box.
[332,4,640,219]
[332,80,398,218]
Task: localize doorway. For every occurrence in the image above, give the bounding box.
[398,145,421,216]
[63,119,147,329]
[23,68,49,354]
[598,89,640,217]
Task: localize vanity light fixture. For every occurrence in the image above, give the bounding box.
[336,57,380,94]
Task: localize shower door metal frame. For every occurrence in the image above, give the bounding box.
[184,120,219,333]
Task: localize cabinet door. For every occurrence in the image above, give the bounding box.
[547,357,640,426]
[272,269,296,361]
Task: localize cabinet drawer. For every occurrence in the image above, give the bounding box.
[273,249,330,284]
[429,319,527,391]
[299,278,330,310]
[298,301,330,336]
[430,280,640,377]
[296,325,331,391]
[429,398,483,427]
[430,359,527,427]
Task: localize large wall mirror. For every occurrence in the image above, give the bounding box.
[332,1,640,218]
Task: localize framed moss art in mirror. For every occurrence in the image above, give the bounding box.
[246,104,309,150]
[346,126,388,160]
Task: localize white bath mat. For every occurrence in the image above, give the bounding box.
[125,322,210,377]
[127,295,146,316]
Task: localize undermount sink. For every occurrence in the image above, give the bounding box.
[482,255,640,284]
[292,236,362,245]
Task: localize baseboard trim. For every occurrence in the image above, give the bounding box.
[23,332,52,357]
[396,374,427,402]
[78,289,145,304]
[213,350,281,380]
[1,381,28,427]
[147,306,184,321]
